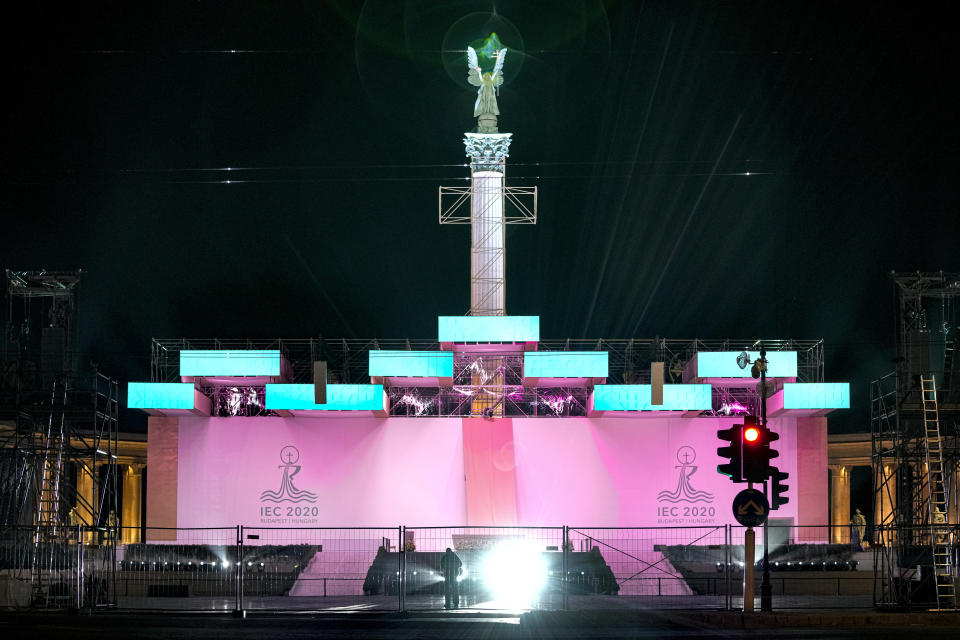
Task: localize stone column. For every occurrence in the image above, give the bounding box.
[951,466,959,528]
[122,464,144,545]
[875,463,897,546]
[829,465,850,543]
[75,462,101,544]
[75,462,96,524]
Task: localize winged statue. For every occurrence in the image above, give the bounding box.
[467,45,506,132]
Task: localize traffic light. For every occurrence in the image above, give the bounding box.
[770,466,789,509]
[717,424,744,482]
[743,417,780,483]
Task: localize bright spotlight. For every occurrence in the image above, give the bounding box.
[481,540,547,607]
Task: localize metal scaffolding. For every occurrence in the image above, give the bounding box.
[0,270,119,607]
[872,271,960,610]
[151,337,823,419]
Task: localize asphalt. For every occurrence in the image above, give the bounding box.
[2,608,960,639]
[526,608,960,629]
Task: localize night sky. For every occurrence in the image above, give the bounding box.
[2,2,957,433]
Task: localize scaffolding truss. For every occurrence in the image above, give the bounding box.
[872,271,960,610]
[438,185,537,225]
[0,269,119,607]
[151,337,823,419]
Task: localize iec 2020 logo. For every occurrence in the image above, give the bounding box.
[656,445,717,522]
[259,445,319,521]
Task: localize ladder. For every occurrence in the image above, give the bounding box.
[921,376,955,610]
[31,377,69,606]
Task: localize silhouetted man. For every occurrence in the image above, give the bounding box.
[440,547,462,609]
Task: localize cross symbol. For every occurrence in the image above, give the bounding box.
[681,450,693,464]
[285,450,295,463]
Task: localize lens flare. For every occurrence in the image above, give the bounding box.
[481,540,547,607]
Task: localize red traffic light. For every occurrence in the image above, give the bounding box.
[743,426,760,442]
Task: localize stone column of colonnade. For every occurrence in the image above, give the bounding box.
[829,464,851,544]
[874,463,897,546]
[951,464,960,532]
[75,461,98,544]
[75,462,96,522]
[121,464,144,544]
[73,461,145,545]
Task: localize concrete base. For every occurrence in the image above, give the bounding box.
[0,575,32,609]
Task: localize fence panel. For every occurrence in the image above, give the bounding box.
[567,526,731,610]
[0,525,87,609]
[109,527,239,610]
[729,524,874,609]
[240,527,400,611]
[403,526,565,610]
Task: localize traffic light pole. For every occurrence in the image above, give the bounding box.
[759,347,773,612]
[744,526,755,612]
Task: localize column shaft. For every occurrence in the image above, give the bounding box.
[829,465,850,543]
[122,465,143,544]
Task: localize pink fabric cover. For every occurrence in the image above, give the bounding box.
[462,418,519,525]
[170,415,806,530]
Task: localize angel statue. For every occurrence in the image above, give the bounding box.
[467,44,506,133]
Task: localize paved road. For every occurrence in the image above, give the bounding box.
[109,593,874,611]
[2,611,959,640]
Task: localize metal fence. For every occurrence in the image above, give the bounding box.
[113,527,238,611]
[0,524,912,612]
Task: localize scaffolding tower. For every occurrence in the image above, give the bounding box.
[0,270,119,607]
[872,271,960,610]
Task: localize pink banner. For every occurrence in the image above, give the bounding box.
[462,418,519,526]
[169,415,803,531]
[176,416,467,528]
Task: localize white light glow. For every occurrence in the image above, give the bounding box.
[398,393,433,416]
[481,540,547,608]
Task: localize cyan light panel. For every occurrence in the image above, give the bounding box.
[593,384,712,411]
[783,383,850,409]
[180,350,282,377]
[127,382,195,410]
[696,351,798,378]
[524,351,609,378]
[368,351,454,378]
[438,316,539,343]
[266,384,384,411]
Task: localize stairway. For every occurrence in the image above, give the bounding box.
[288,539,382,597]
[921,376,955,610]
[593,538,693,596]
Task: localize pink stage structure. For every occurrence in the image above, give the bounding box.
[132,327,848,540]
